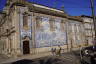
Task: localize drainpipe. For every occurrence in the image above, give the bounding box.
[65,21,69,52]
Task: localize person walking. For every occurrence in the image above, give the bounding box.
[51,47,56,56]
[57,45,62,56]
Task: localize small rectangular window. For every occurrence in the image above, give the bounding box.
[60,21,65,32]
[49,18,55,31]
[36,16,42,30]
[23,15,28,29]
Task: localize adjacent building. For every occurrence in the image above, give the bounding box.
[81,15,95,45]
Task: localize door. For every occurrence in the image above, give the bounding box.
[23,41,30,54]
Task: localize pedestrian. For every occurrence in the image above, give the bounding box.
[57,45,62,56]
[51,47,56,56]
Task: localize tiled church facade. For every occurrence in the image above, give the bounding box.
[0,0,94,57]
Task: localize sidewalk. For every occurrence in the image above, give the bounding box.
[0,52,51,64]
[0,54,9,63]
[0,50,81,64]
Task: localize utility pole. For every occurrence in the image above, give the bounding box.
[90,0,96,45]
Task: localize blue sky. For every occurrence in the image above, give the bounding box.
[0,0,96,16]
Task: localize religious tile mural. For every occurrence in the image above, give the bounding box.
[35,17,67,48]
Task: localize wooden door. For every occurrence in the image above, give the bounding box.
[23,41,30,54]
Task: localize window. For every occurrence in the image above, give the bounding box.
[23,13,28,30]
[36,16,42,30]
[60,20,65,32]
[84,23,91,29]
[49,18,55,31]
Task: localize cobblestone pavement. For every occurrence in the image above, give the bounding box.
[0,51,81,64]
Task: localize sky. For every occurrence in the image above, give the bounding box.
[0,0,96,16]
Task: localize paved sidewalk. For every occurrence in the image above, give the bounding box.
[0,50,81,64]
[0,54,9,63]
[0,52,51,64]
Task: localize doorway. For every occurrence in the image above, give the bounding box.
[23,40,30,54]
